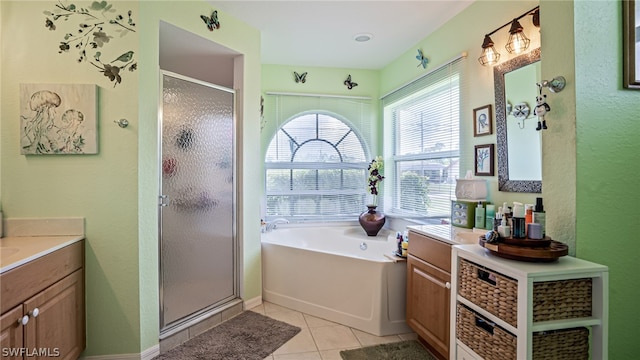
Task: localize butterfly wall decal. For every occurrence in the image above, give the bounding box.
[294,71,307,83]
[416,49,428,69]
[344,74,358,90]
[200,10,220,31]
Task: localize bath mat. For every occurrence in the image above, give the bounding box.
[154,310,301,360]
[340,340,437,360]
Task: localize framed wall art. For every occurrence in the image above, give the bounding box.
[473,104,493,136]
[474,144,495,176]
[623,0,640,89]
[20,83,98,155]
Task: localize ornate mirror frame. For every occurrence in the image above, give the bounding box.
[494,48,542,193]
[623,0,640,89]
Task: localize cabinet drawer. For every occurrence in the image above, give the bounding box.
[408,231,451,273]
[0,242,83,314]
[458,258,518,327]
[456,303,516,360]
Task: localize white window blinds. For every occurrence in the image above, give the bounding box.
[382,56,466,220]
[264,94,374,222]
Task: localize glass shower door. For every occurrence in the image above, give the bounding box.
[159,71,236,331]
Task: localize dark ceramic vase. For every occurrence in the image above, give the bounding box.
[359,205,386,236]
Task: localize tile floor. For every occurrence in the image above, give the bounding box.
[249,301,418,360]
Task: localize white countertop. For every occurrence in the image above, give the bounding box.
[0,235,84,274]
[407,224,486,245]
[453,243,608,277]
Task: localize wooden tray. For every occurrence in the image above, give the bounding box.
[479,238,568,262]
[502,236,552,247]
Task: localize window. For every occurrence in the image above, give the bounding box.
[382,57,465,220]
[264,95,373,222]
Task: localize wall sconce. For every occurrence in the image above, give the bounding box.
[478,6,539,66]
[505,19,531,54]
[478,35,501,66]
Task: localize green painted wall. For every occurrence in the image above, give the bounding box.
[1,0,141,354]
[1,0,261,356]
[3,0,638,357]
[573,1,640,357]
[380,0,541,210]
[138,1,261,352]
[261,65,381,154]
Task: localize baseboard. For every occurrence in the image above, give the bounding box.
[244,295,262,310]
[79,345,159,360]
[141,346,160,360]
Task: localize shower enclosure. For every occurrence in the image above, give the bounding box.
[159,71,237,333]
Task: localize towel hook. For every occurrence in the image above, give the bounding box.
[539,76,566,93]
[114,119,129,128]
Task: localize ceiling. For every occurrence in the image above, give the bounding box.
[207,1,474,69]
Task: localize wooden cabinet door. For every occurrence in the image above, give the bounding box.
[24,270,84,360]
[0,305,25,359]
[407,254,451,360]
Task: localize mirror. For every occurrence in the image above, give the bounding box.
[623,0,639,89]
[494,48,542,193]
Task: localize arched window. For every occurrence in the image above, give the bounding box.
[265,112,368,221]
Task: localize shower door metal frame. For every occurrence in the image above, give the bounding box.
[158,69,239,335]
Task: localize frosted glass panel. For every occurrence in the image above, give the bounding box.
[160,73,234,328]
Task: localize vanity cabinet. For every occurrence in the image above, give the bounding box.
[406,230,451,360]
[450,244,608,360]
[0,241,84,359]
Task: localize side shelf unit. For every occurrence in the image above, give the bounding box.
[450,244,608,360]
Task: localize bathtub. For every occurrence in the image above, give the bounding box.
[261,225,412,336]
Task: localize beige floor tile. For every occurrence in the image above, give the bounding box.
[319,347,360,360]
[310,325,360,351]
[263,356,273,360]
[267,309,308,329]
[249,303,266,315]
[351,328,402,346]
[398,332,418,341]
[303,313,339,328]
[273,351,322,360]
[264,301,293,314]
[273,328,318,355]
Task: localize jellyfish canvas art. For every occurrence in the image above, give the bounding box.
[20,84,97,155]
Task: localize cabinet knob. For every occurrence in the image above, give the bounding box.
[18,315,29,326]
[29,308,40,318]
[445,282,451,289]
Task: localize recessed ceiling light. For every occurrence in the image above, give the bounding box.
[354,33,373,42]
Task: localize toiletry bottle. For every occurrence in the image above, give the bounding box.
[485,204,495,230]
[524,204,533,236]
[512,202,526,239]
[396,232,403,255]
[533,197,546,237]
[494,207,503,231]
[498,214,511,238]
[475,202,485,229]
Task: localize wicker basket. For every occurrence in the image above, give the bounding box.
[458,259,519,327]
[532,327,590,360]
[457,303,590,360]
[456,304,517,360]
[533,278,592,322]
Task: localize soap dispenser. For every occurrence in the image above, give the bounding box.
[533,197,546,237]
[498,214,511,238]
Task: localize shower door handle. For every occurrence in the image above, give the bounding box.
[159,194,170,207]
